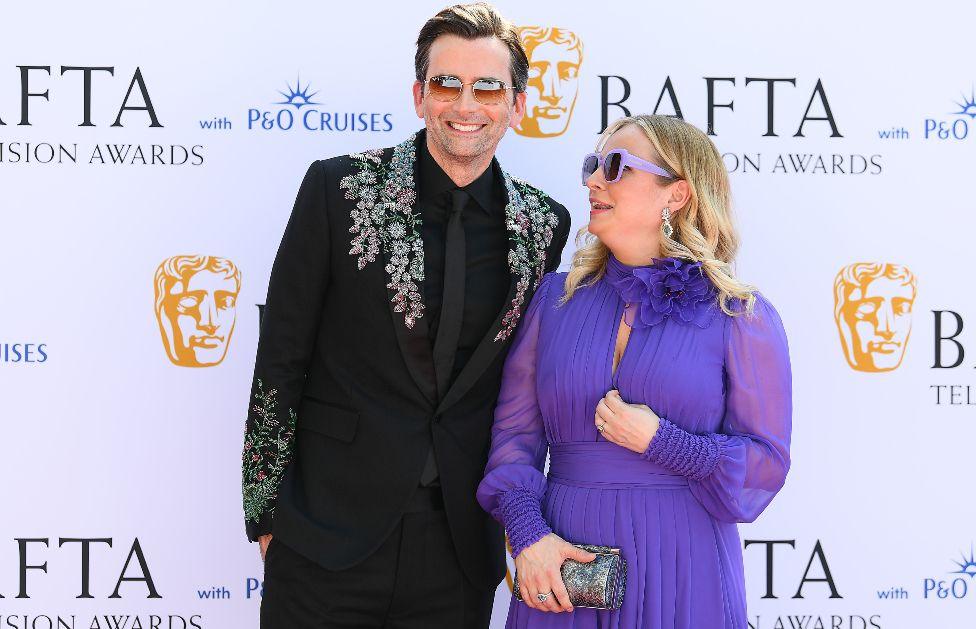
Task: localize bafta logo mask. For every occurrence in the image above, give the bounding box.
[515,26,583,138]
[833,263,916,372]
[154,255,241,368]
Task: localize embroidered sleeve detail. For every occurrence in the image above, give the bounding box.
[242,379,297,524]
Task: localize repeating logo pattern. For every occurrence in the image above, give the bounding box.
[154,255,241,367]
[514,27,583,138]
[833,262,916,372]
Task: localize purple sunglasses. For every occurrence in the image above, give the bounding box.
[581,148,675,185]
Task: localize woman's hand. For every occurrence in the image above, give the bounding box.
[514,533,596,613]
[595,389,660,453]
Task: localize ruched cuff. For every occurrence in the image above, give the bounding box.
[494,488,552,558]
[642,417,720,481]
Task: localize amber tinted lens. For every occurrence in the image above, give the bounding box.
[472,79,508,105]
[605,151,622,182]
[428,76,462,101]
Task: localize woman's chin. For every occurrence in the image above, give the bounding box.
[587,212,611,235]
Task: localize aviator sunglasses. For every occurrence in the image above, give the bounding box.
[581,148,676,185]
[426,75,515,106]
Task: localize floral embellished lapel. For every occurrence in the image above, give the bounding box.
[340,131,559,412]
[340,131,559,342]
[494,170,560,340]
[341,137,424,326]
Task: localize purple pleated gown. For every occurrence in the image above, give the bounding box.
[477,255,792,628]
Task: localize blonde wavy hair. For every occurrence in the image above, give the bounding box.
[561,114,755,316]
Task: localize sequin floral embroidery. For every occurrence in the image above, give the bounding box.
[340,138,424,328]
[242,379,297,524]
[495,174,560,341]
[340,133,559,341]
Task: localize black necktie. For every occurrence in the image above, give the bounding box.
[432,188,469,398]
[420,188,468,487]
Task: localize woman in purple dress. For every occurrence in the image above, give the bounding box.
[477,114,792,628]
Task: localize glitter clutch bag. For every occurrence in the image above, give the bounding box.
[513,544,627,610]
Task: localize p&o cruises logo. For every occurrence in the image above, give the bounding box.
[244,76,394,133]
[924,86,976,142]
[921,546,976,600]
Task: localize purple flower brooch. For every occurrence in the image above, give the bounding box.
[605,255,717,328]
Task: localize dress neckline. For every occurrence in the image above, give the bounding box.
[602,252,718,329]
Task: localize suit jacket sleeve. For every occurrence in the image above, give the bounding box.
[545,201,572,273]
[242,160,330,541]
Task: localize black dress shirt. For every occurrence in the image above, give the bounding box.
[417,140,512,391]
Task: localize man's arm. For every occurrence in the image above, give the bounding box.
[242,160,331,546]
[545,201,571,274]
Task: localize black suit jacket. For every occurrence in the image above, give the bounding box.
[241,129,571,590]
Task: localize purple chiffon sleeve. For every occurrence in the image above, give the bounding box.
[642,293,792,523]
[476,273,557,558]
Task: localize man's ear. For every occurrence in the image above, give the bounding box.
[413,80,424,119]
[509,90,526,130]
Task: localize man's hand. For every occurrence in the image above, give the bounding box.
[258,534,273,561]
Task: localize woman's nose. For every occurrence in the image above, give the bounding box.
[585,169,606,190]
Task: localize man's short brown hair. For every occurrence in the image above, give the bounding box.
[415,3,529,93]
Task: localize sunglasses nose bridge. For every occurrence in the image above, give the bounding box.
[583,157,607,188]
[453,83,481,110]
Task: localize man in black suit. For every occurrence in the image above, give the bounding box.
[242,4,571,628]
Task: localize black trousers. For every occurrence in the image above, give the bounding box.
[261,488,494,629]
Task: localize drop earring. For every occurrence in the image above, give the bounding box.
[662,207,674,238]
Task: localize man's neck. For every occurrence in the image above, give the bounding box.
[425,135,494,188]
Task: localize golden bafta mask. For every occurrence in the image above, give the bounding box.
[154,255,241,368]
[833,263,917,372]
[515,26,583,138]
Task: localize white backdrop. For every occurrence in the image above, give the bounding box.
[2,1,976,627]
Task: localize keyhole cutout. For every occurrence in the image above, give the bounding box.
[612,308,632,377]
